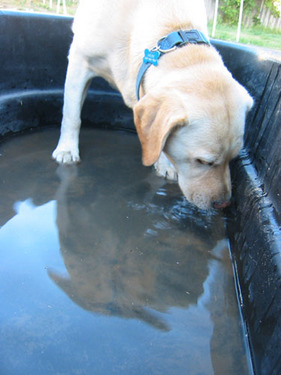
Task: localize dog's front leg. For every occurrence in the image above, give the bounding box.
[154,152,178,181]
[52,47,95,164]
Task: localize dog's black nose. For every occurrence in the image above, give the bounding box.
[212,200,231,209]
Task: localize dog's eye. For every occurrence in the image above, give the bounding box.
[196,159,214,167]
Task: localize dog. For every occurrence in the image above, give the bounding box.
[52,0,253,210]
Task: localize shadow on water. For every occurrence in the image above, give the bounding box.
[0,128,250,374]
[51,163,216,331]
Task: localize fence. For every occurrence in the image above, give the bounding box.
[205,0,281,30]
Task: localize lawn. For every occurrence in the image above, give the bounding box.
[1,0,281,50]
[209,23,281,51]
[0,0,78,15]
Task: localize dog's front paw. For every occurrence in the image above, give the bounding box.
[52,147,80,164]
[154,152,178,181]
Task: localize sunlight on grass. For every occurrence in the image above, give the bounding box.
[209,23,281,51]
[0,0,78,15]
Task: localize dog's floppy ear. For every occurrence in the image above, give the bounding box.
[133,93,188,166]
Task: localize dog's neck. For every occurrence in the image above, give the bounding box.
[135,29,210,101]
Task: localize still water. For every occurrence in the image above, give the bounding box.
[0,128,250,375]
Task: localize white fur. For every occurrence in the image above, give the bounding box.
[52,0,253,209]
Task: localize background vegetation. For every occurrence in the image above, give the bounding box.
[209,23,281,50]
[0,0,281,51]
[0,0,78,15]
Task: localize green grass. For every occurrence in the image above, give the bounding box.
[0,0,78,15]
[209,23,281,51]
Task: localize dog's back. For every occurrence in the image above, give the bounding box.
[71,0,209,107]
[72,0,208,56]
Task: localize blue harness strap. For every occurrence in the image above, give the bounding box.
[136,29,210,100]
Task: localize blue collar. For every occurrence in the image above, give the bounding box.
[135,29,210,100]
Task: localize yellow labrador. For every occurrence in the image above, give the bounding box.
[52,0,253,210]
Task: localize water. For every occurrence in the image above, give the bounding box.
[0,128,250,375]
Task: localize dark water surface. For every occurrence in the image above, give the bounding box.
[0,128,250,375]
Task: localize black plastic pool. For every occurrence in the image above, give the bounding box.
[0,11,281,375]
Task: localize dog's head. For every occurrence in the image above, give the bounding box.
[133,74,253,210]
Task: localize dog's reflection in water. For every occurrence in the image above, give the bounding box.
[49,163,225,331]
